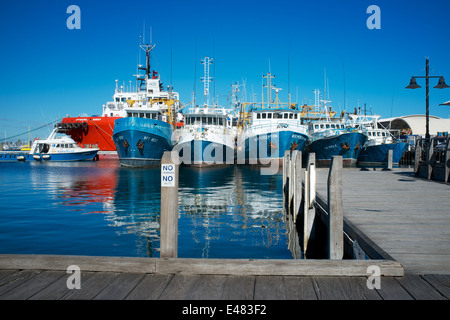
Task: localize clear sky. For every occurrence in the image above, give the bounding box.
[1,0,450,141]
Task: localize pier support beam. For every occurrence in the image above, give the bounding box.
[160,151,179,258]
[327,156,343,260]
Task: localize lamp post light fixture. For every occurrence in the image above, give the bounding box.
[406,58,449,141]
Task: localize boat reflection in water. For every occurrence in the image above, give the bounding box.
[108,165,291,258]
[20,161,291,259]
[178,166,290,259]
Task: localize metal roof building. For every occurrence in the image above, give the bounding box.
[378,114,450,137]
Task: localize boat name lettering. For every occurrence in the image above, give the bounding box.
[324,144,338,150]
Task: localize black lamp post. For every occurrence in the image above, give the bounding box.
[406,58,449,141]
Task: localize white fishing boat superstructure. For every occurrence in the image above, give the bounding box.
[174,57,236,166]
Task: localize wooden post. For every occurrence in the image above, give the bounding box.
[446,136,450,183]
[387,149,393,170]
[283,150,290,210]
[327,155,343,260]
[428,140,434,180]
[160,151,179,258]
[293,151,302,224]
[289,150,297,213]
[303,153,316,255]
[414,139,421,175]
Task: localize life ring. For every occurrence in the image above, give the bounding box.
[123,139,129,148]
[82,122,88,128]
[115,114,120,117]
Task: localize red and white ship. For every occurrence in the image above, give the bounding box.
[57,46,182,160]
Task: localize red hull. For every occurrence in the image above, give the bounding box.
[61,116,120,152]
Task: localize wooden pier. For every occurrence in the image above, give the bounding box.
[1,150,449,300]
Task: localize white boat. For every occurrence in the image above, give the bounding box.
[29,128,99,161]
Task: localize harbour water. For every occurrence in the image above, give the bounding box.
[0,161,292,259]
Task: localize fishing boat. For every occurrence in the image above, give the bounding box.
[236,73,309,165]
[173,57,236,166]
[305,95,367,167]
[112,42,180,168]
[175,106,236,166]
[57,39,183,160]
[0,128,99,162]
[350,113,409,166]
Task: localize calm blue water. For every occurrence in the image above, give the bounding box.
[0,161,292,259]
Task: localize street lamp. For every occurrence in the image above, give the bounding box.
[406,58,449,141]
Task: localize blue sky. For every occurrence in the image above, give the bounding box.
[1,0,450,140]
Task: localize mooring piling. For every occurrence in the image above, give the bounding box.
[160,150,179,258]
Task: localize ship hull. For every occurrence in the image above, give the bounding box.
[60,116,120,158]
[175,139,235,166]
[307,132,367,167]
[0,150,98,162]
[239,130,308,164]
[112,117,173,168]
[357,142,409,166]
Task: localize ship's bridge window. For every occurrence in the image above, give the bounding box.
[219,118,223,126]
[377,132,381,136]
[133,113,139,117]
[121,98,126,102]
[256,113,261,119]
[262,113,267,119]
[326,124,330,129]
[267,113,272,119]
[289,113,293,119]
[331,124,336,129]
[315,124,319,129]
[116,98,119,102]
[208,117,212,125]
[283,113,288,119]
[294,114,298,119]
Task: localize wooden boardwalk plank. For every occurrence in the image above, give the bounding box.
[0,270,41,297]
[61,272,120,300]
[158,274,201,300]
[188,275,228,300]
[93,273,146,300]
[375,277,414,300]
[420,274,450,299]
[0,270,64,300]
[220,275,255,300]
[29,271,95,300]
[283,276,318,300]
[254,276,286,300]
[395,274,447,300]
[126,274,173,300]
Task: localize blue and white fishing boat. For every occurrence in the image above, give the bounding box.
[350,114,409,166]
[236,74,309,165]
[173,57,236,166]
[112,41,180,168]
[174,106,236,166]
[0,128,99,162]
[305,99,367,167]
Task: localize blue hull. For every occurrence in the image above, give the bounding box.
[0,151,98,162]
[243,131,309,163]
[175,140,234,166]
[113,117,173,167]
[307,132,367,167]
[357,142,409,166]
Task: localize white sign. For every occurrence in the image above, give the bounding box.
[161,164,176,187]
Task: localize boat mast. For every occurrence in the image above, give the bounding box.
[201,57,213,107]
